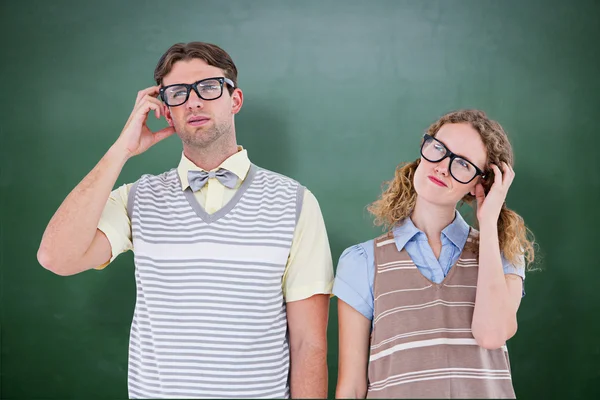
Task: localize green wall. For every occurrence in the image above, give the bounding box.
[1,0,598,398]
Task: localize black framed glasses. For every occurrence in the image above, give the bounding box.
[420,134,486,184]
[159,77,235,107]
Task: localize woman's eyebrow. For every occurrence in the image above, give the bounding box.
[437,137,483,168]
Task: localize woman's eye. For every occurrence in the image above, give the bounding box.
[456,159,471,170]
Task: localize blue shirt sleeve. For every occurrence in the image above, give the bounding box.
[501,252,526,280]
[501,252,526,297]
[332,241,376,321]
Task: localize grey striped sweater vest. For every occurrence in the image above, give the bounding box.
[126,165,302,399]
[367,229,516,399]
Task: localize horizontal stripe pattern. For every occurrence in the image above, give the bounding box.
[370,328,473,350]
[369,367,512,394]
[370,338,479,362]
[128,167,298,398]
[377,259,417,273]
[373,299,475,325]
[367,228,516,398]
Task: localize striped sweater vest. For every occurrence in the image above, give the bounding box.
[367,228,516,398]
[126,165,302,399]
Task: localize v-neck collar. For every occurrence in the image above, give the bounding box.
[180,164,257,224]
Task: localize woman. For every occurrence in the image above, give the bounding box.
[333,109,535,398]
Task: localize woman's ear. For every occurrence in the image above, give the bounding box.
[470,177,485,196]
[482,175,493,195]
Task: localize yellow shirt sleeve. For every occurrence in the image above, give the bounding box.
[94,171,335,299]
[95,183,133,269]
[282,188,334,302]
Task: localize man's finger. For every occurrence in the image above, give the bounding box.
[153,126,177,143]
[133,97,163,120]
[134,101,161,123]
[137,96,163,112]
[135,86,160,107]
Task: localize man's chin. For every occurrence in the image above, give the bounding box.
[179,130,220,148]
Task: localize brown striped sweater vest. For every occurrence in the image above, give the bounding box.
[367,229,516,398]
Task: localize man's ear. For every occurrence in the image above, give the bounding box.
[231,88,243,115]
[163,104,174,126]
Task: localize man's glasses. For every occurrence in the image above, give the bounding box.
[159,77,235,107]
[420,134,486,184]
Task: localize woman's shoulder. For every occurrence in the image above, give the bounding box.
[339,238,376,262]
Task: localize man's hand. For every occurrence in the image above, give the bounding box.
[37,86,177,275]
[116,86,176,157]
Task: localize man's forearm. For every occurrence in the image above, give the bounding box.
[38,142,130,273]
[290,341,328,398]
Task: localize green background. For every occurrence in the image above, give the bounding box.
[1,0,598,398]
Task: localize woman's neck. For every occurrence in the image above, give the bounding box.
[410,196,456,242]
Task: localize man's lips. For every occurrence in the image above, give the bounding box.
[187,116,210,126]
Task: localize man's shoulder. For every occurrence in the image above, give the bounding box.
[137,168,179,184]
[253,164,304,188]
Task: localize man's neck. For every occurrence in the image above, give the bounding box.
[183,137,239,171]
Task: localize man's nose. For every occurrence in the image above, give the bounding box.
[186,89,204,109]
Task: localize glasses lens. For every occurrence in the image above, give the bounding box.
[421,136,447,162]
[164,85,189,106]
[450,157,477,183]
[196,79,223,100]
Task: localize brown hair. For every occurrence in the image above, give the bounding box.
[368,109,536,268]
[154,42,238,94]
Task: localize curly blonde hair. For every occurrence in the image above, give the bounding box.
[368,109,536,267]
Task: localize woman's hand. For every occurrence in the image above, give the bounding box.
[475,162,515,225]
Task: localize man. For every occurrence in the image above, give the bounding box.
[37,42,333,398]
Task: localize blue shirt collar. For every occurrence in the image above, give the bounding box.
[392,210,470,252]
